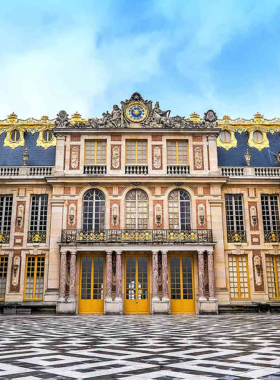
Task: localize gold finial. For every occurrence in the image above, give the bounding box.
[189,112,200,123]
[41,115,49,122]
[223,115,230,123]
[253,112,264,123]
[71,111,82,123]
[7,112,18,123]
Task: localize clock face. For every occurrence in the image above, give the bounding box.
[125,102,148,123]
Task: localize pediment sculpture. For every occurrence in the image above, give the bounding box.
[54,92,218,130]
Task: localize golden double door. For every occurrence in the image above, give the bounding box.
[169,255,195,314]
[79,255,105,314]
[124,255,150,314]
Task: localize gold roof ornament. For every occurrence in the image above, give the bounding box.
[7,112,18,123]
[244,148,251,166]
[41,116,49,123]
[253,112,264,123]
[189,112,201,123]
[71,112,83,123]
[222,115,230,123]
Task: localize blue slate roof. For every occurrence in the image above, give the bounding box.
[217,132,280,167]
[0,132,55,166]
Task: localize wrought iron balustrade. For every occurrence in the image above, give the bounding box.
[167,165,190,175]
[61,229,213,245]
[0,231,10,244]
[84,165,107,175]
[227,230,247,243]
[27,231,47,244]
[264,230,280,243]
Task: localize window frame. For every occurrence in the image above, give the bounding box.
[0,256,8,300]
[24,255,45,301]
[0,195,13,233]
[261,194,280,232]
[220,130,231,143]
[225,194,245,232]
[85,140,107,165]
[167,140,188,165]
[168,189,191,230]
[228,254,250,300]
[29,194,48,232]
[82,189,106,231]
[125,140,148,165]
[125,189,149,229]
[266,255,280,299]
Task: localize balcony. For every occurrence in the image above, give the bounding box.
[0,166,54,177]
[227,230,247,243]
[220,166,280,178]
[0,232,10,244]
[125,165,148,175]
[61,229,213,245]
[264,230,280,243]
[27,231,47,244]
[84,165,107,175]
[167,165,190,175]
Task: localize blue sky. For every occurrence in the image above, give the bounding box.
[1,0,280,120]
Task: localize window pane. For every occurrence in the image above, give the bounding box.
[83,189,105,230]
[137,141,147,164]
[0,195,13,232]
[0,256,8,299]
[126,141,136,164]
[167,142,177,164]
[178,142,188,164]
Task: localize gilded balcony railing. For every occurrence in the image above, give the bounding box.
[61,229,213,244]
[27,231,47,244]
[264,230,280,243]
[0,232,10,244]
[227,230,247,243]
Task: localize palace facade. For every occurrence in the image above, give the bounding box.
[0,92,280,315]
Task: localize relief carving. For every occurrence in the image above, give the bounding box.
[194,146,203,170]
[153,146,162,170]
[112,146,120,169]
[70,146,79,170]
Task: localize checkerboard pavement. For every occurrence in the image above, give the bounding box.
[1,314,280,379]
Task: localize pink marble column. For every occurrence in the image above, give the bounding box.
[59,250,67,301]
[115,251,122,300]
[106,251,113,300]
[208,250,216,299]
[162,250,169,300]
[198,250,206,299]
[152,250,159,299]
[69,251,77,300]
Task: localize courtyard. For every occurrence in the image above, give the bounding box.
[1,315,280,379]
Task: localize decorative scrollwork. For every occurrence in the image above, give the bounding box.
[27,231,47,244]
[61,229,213,245]
[0,232,10,244]
[227,231,247,243]
[264,230,280,243]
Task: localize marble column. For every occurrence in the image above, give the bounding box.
[115,250,122,300]
[69,250,77,300]
[106,251,113,301]
[198,250,206,300]
[152,250,159,300]
[208,250,216,299]
[162,250,169,300]
[58,250,67,301]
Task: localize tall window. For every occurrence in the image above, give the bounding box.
[0,195,13,233]
[126,141,147,164]
[168,189,191,230]
[24,255,45,300]
[266,256,280,299]
[228,255,250,300]
[83,189,105,230]
[0,256,8,300]
[167,141,188,165]
[225,195,245,241]
[85,141,106,165]
[30,195,48,232]
[126,189,148,229]
[261,195,280,232]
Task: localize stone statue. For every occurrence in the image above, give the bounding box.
[111,105,122,127]
[152,101,171,124]
[55,110,70,129]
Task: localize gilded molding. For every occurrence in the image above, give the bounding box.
[248,131,269,151]
[217,130,237,150]
[3,129,25,149]
[36,131,57,149]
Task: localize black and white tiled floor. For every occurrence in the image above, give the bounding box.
[1,314,280,379]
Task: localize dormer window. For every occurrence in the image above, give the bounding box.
[220,130,231,143]
[10,129,20,142]
[253,131,263,143]
[42,130,53,142]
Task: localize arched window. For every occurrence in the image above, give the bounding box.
[253,130,263,143]
[168,189,191,230]
[126,189,148,229]
[83,189,105,230]
[220,130,231,143]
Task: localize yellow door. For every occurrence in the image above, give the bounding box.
[169,255,195,314]
[124,256,149,314]
[79,255,105,314]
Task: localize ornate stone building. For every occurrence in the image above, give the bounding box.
[0,92,280,315]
